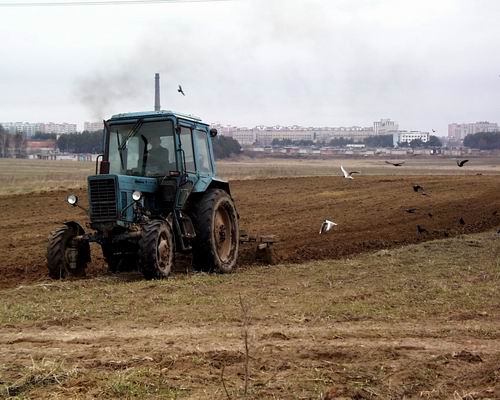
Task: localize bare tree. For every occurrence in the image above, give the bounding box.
[0,125,9,158]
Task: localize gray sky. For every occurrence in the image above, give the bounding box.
[0,0,499,134]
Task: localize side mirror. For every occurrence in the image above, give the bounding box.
[209,128,218,138]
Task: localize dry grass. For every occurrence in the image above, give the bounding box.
[0,159,92,195]
[1,156,500,196]
[1,231,499,398]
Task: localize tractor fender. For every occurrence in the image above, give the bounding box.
[63,221,86,236]
[63,221,91,263]
[207,178,231,196]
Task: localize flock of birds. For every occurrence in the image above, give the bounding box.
[172,86,486,238]
[320,159,474,235]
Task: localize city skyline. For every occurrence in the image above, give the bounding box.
[1,1,499,134]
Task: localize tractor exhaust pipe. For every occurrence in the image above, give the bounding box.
[154,73,161,112]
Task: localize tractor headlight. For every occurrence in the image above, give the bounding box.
[67,194,78,206]
[132,191,142,202]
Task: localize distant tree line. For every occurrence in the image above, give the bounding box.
[212,135,241,159]
[57,131,103,154]
[271,134,396,148]
[33,132,57,140]
[0,124,24,158]
[272,138,314,146]
[463,131,500,150]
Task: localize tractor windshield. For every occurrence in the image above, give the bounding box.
[107,120,176,177]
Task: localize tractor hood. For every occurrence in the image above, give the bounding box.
[87,174,158,226]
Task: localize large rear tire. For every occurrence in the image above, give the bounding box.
[139,220,174,280]
[47,226,90,279]
[190,189,239,273]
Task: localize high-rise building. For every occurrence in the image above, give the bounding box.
[374,119,399,135]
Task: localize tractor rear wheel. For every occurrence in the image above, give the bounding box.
[190,189,239,273]
[139,220,174,280]
[47,225,90,279]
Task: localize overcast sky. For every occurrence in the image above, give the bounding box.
[0,0,499,133]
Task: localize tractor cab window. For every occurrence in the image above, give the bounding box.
[194,130,212,175]
[108,120,176,176]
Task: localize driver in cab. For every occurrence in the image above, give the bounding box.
[146,136,174,174]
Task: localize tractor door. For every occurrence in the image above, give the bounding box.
[192,128,214,179]
[176,125,198,209]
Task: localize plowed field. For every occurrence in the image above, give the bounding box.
[1,175,499,289]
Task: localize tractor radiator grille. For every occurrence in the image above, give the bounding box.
[89,178,117,222]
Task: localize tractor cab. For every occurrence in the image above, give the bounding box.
[47,110,239,281]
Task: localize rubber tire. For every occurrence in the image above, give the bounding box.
[190,189,239,273]
[47,226,89,279]
[139,220,174,280]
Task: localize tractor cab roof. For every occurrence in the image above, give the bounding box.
[109,110,207,125]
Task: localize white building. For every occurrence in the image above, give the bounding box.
[43,122,77,134]
[448,121,499,140]
[1,122,44,137]
[393,131,430,147]
[374,119,399,135]
[84,121,104,132]
[214,124,375,145]
[1,122,77,136]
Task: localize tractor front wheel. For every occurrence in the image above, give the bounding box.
[139,220,174,280]
[191,189,239,273]
[47,225,90,279]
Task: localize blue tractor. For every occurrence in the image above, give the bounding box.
[47,110,239,279]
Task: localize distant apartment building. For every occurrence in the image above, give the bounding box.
[1,122,44,138]
[448,121,499,140]
[84,121,104,132]
[393,131,430,147]
[43,122,77,135]
[213,123,377,146]
[1,121,77,137]
[374,118,399,135]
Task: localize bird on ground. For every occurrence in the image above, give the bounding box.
[412,184,429,196]
[417,225,428,234]
[385,161,405,167]
[177,85,185,96]
[459,217,465,225]
[405,208,418,213]
[456,159,469,167]
[340,165,360,179]
[320,219,337,234]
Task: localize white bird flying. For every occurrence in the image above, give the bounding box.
[319,219,337,234]
[341,165,360,179]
